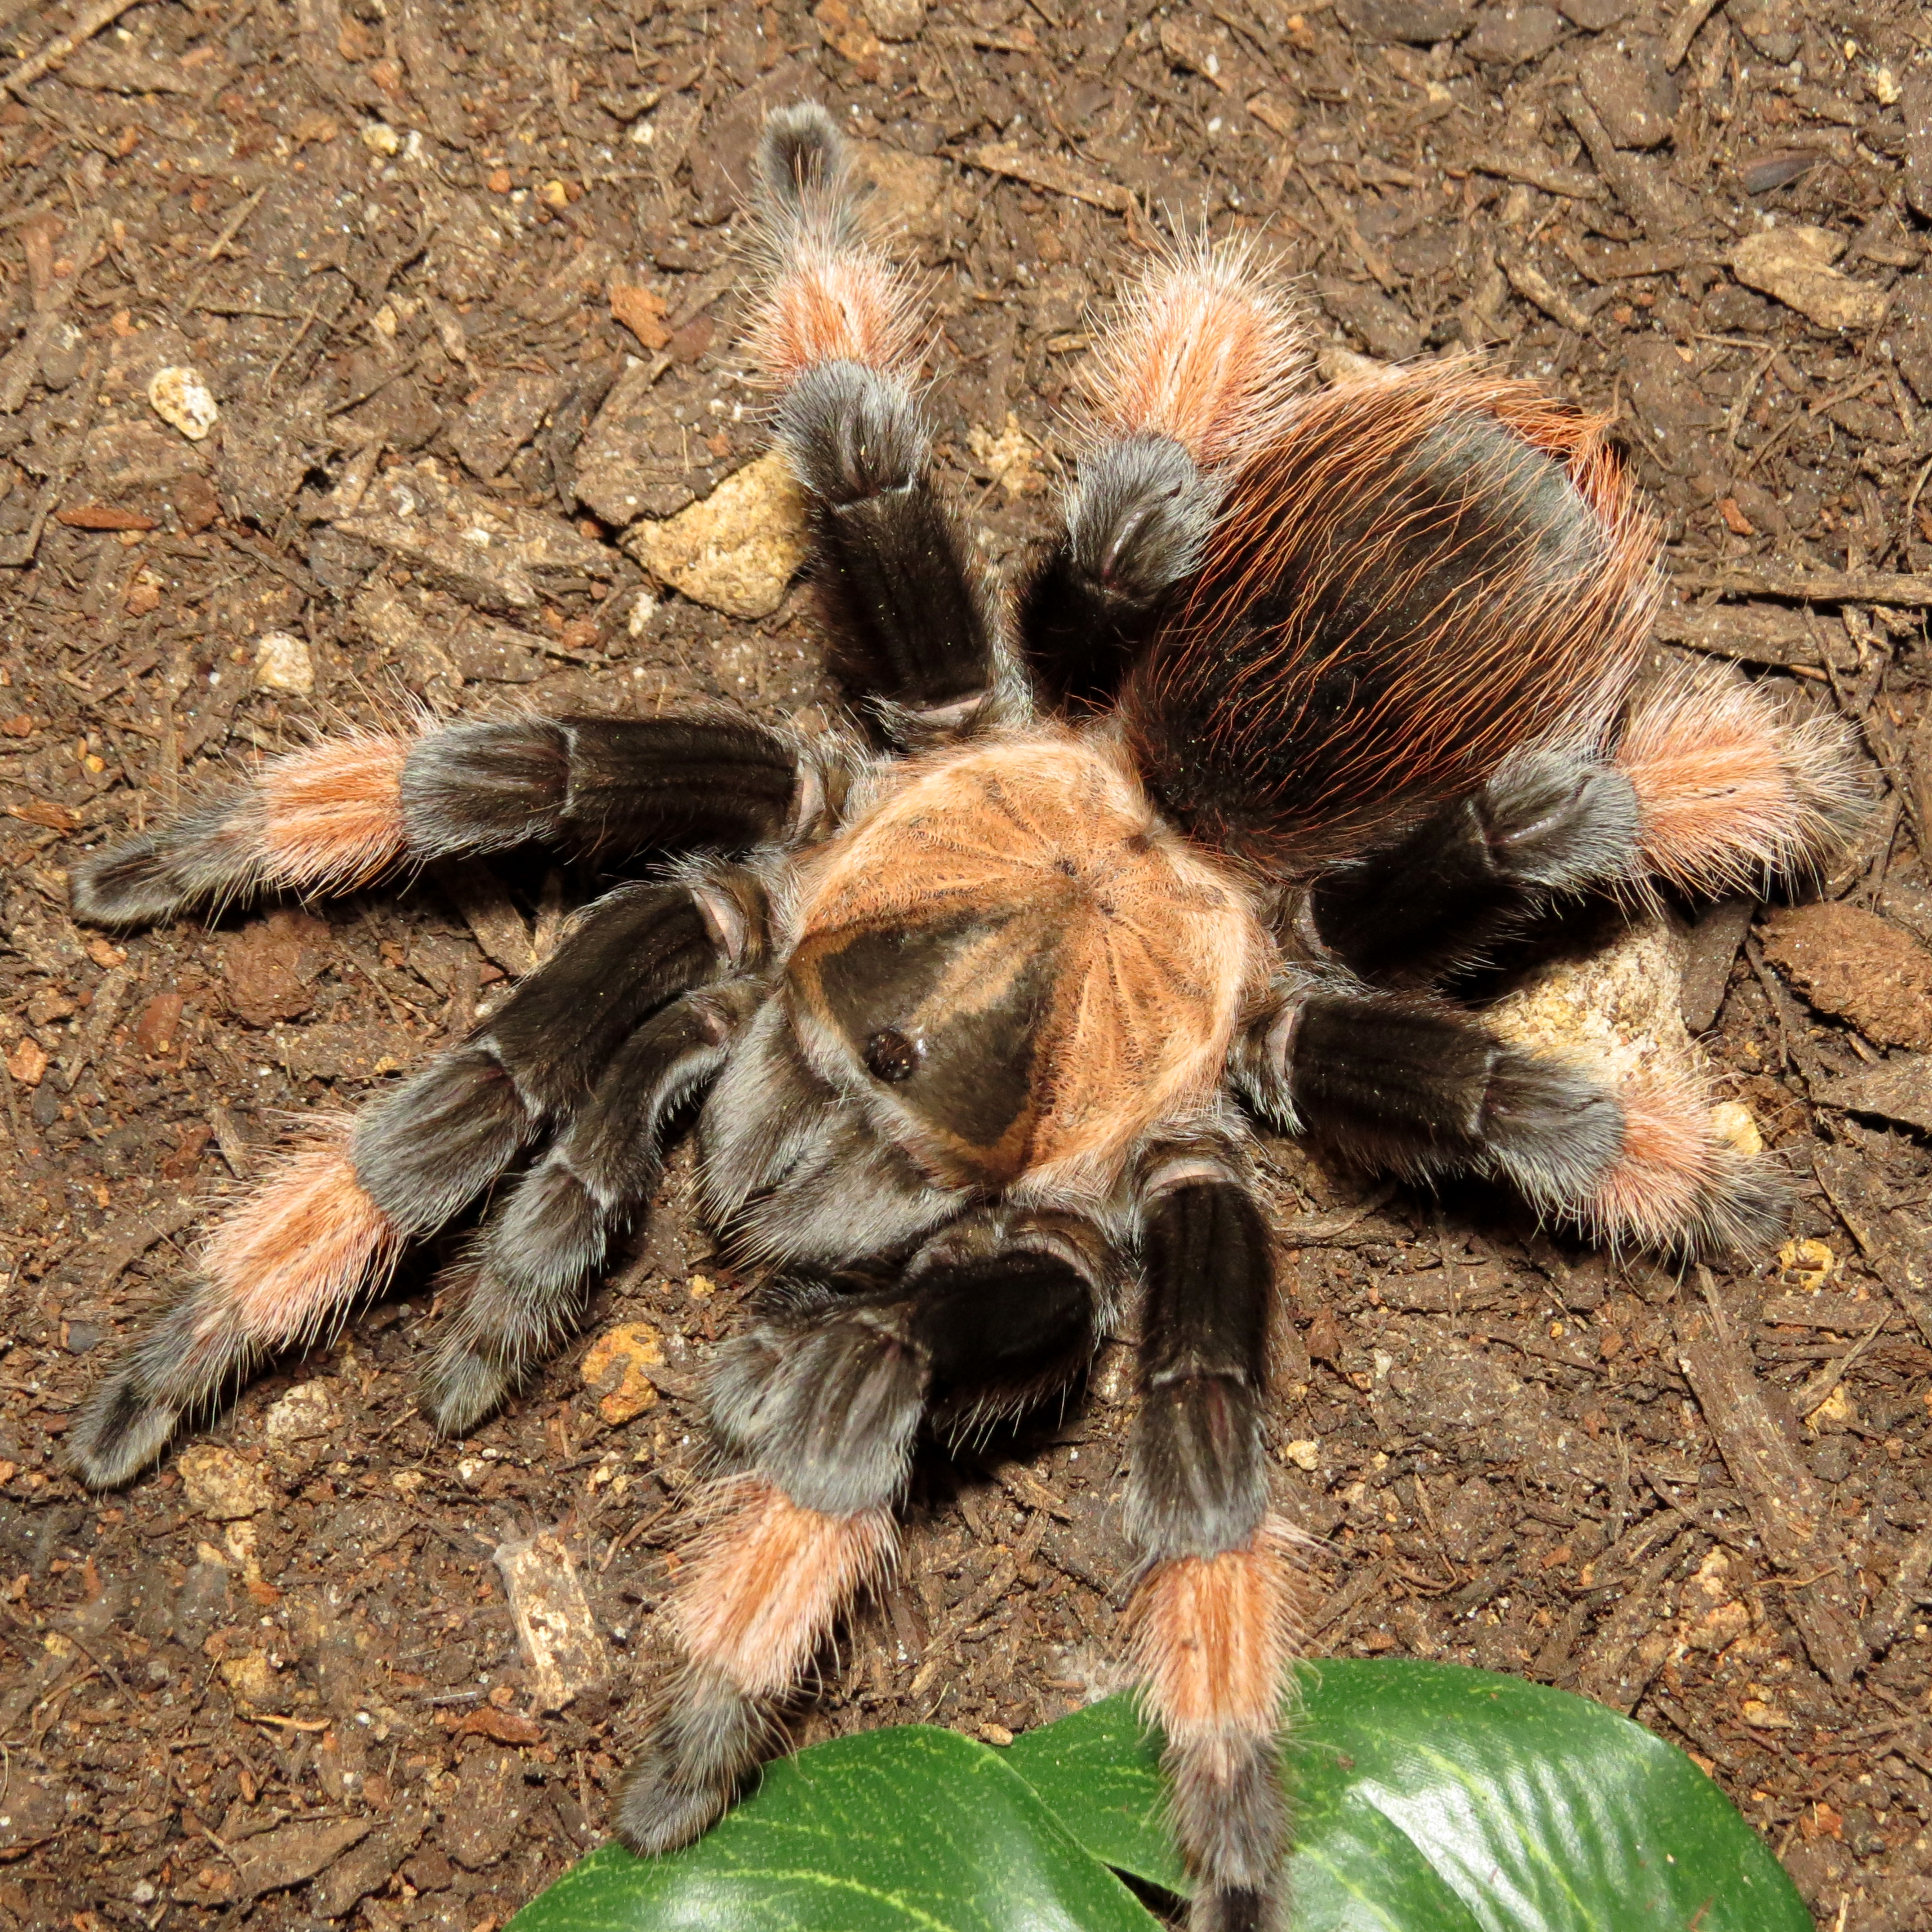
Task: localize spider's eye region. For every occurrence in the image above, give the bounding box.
[862,1027,922,1083]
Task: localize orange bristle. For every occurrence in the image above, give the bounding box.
[260,733,413,893]
[1129,1519,1306,1764]
[742,247,924,390]
[197,1126,403,1349]
[1618,664,1866,895]
[1084,240,1309,471]
[1586,1077,1777,1254]
[672,1477,898,1700]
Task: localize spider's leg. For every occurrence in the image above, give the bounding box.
[615,1209,1108,1855]
[423,984,742,1433]
[70,714,817,928]
[1614,659,1868,898]
[1237,982,1784,1257]
[1311,670,1867,984]
[65,878,762,1488]
[1019,243,1310,707]
[744,105,992,716]
[1308,744,1645,983]
[1126,1151,1302,1932]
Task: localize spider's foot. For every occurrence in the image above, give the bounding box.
[1620,661,1871,895]
[419,1337,517,1439]
[614,1666,768,1857]
[69,799,261,928]
[1588,1079,1788,1259]
[64,1358,184,1489]
[1491,1059,1786,1258]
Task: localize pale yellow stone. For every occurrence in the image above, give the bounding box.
[624,451,807,619]
[580,1320,665,1424]
[1709,1100,1763,1158]
[1777,1237,1836,1290]
[148,364,219,440]
[1731,226,1890,332]
[968,412,1045,499]
[178,1444,272,1522]
[218,1651,277,1706]
[1282,1439,1321,1471]
[254,630,315,695]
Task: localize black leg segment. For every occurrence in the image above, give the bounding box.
[1018,433,1219,709]
[1308,746,1641,982]
[777,361,993,713]
[424,990,739,1434]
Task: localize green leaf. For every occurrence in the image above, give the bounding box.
[1006,1661,1809,1932]
[506,1724,1160,1932]
[511,1660,1808,1932]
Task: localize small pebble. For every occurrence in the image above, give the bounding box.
[148,365,219,441]
[254,631,315,695]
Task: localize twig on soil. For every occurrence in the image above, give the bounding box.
[1677,564,1932,606]
[1676,1272,1866,1686]
[1663,0,1729,70]
[1,0,144,96]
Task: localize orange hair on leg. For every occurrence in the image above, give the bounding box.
[672,1476,899,1699]
[258,732,414,894]
[197,1123,405,1351]
[1083,239,1310,472]
[1586,1076,1784,1255]
[1129,1519,1308,1922]
[1617,662,1866,896]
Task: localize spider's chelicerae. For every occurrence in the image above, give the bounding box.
[68,104,1861,1931]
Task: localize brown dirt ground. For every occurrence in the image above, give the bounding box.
[3,1,1932,1927]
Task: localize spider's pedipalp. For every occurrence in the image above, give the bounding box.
[71,715,812,930]
[1124,1157,1305,1932]
[737,105,1002,721]
[1021,243,1308,708]
[423,991,735,1433]
[1616,659,1869,897]
[1082,237,1311,474]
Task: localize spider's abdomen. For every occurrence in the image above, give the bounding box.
[786,734,1263,1191]
[1120,366,1660,873]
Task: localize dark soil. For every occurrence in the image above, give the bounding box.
[3,2,1931,1929]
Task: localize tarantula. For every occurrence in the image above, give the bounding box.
[65,104,1859,1931]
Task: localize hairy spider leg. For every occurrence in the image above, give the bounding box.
[1020,239,1313,706]
[1120,368,1660,875]
[423,989,743,1434]
[1615,659,1868,897]
[69,715,810,928]
[1237,985,1784,1259]
[744,103,993,715]
[616,1211,1108,1855]
[65,882,752,1489]
[1310,676,1866,985]
[1125,1154,1306,1932]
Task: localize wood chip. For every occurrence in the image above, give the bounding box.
[1673,564,1932,608]
[433,861,535,979]
[1676,1288,1865,1686]
[960,143,1136,214]
[1499,248,1594,332]
[1464,148,1602,198]
[493,1528,611,1712]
